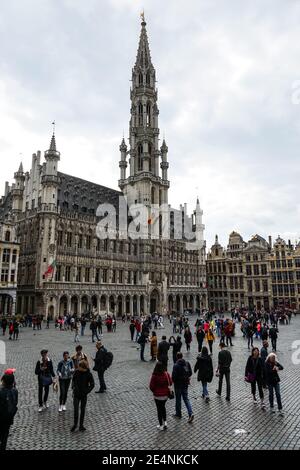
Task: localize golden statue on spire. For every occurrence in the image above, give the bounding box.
[140,10,145,23]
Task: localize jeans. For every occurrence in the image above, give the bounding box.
[97,369,106,391]
[154,399,167,426]
[175,385,193,417]
[13,331,19,340]
[140,342,146,361]
[247,336,253,348]
[197,340,204,353]
[81,326,85,336]
[251,379,264,399]
[135,331,141,343]
[268,383,282,410]
[92,330,99,342]
[74,332,79,342]
[38,383,50,406]
[0,424,10,451]
[217,369,231,399]
[73,395,87,427]
[130,328,135,341]
[59,378,71,405]
[225,335,233,346]
[201,381,208,397]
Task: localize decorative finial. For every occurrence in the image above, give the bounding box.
[52,120,56,135]
[140,10,145,24]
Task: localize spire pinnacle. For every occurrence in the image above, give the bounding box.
[134,14,153,70]
[50,133,56,152]
[18,162,24,173]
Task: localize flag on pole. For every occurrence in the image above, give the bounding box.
[44,260,56,278]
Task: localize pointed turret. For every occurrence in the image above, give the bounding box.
[119,137,128,184]
[49,133,57,152]
[18,162,24,173]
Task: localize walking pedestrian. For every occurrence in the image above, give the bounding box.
[224,320,234,347]
[194,346,213,402]
[184,326,192,352]
[129,319,135,341]
[138,329,149,362]
[216,342,232,401]
[246,323,254,349]
[80,317,87,336]
[1,317,8,336]
[13,320,19,340]
[93,341,109,393]
[149,361,173,431]
[0,372,18,451]
[196,325,205,353]
[206,327,215,355]
[150,331,158,361]
[169,336,182,364]
[172,352,194,422]
[90,319,99,343]
[71,345,89,370]
[35,349,55,412]
[245,347,265,408]
[269,325,279,351]
[57,351,74,412]
[71,360,95,432]
[265,353,284,415]
[157,336,170,370]
[74,320,80,343]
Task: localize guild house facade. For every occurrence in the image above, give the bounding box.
[0,17,207,319]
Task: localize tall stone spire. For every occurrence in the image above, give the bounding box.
[119,16,169,208]
[49,133,57,152]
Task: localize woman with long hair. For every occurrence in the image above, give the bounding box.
[149,361,172,431]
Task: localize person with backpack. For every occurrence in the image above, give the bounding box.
[194,346,213,402]
[57,351,75,412]
[172,352,194,422]
[35,349,56,412]
[265,353,284,415]
[71,360,95,432]
[244,347,266,409]
[216,342,232,401]
[269,325,279,351]
[92,341,113,392]
[169,336,182,364]
[0,371,18,451]
[71,344,89,370]
[196,325,205,353]
[184,326,192,352]
[149,361,173,431]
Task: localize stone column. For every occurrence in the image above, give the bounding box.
[130,296,134,316]
[179,296,183,314]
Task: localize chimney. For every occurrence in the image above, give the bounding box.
[268,235,272,248]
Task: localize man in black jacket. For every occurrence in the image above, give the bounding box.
[157,336,170,370]
[93,341,107,392]
[196,326,205,353]
[71,360,94,432]
[269,325,279,351]
[172,353,194,422]
[216,342,232,401]
[0,373,18,451]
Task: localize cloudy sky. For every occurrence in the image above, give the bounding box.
[1,0,300,248]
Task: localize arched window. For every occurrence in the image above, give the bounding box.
[146,103,151,126]
[138,144,143,171]
[146,72,150,86]
[148,143,152,172]
[139,72,143,85]
[138,103,143,126]
[5,231,10,242]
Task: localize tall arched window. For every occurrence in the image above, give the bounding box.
[138,103,143,126]
[138,144,143,171]
[146,103,151,126]
[139,72,143,85]
[5,231,10,242]
[146,71,150,86]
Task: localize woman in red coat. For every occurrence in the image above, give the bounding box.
[149,362,172,431]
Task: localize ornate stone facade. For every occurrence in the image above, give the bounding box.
[0,18,207,318]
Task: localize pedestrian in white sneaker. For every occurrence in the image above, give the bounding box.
[244,347,265,409]
[57,351,74,412]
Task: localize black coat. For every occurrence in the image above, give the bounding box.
[35,359,55,380]
[194,355,213,383]
[72,369,95,398]
[93,347,107,372]
[157,341,170,362]
[265,361,283,385]
[245,356,265,381]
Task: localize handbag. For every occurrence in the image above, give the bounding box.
[41,375,53,387]
[165,372,174,400]
[245,372,256,383]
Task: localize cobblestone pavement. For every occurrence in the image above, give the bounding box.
[1,315,300,450]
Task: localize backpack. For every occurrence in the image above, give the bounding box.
[0,388,18,422]
[182,362,192,384]
[103,350,114,370]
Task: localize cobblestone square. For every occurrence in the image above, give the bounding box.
[1,314,300,450]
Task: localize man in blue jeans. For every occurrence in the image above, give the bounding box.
[172,352,194,423]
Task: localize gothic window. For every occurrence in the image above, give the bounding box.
[65,266,71,282]
[57,231,63,246]
[86,235,91,250]
[67,232,72,247]
[139,72,143,85]
[138,144,143,171]
[12,250,17,264]
[146,103,151,126]
[146,71,150,86]
[138,103,143,125]
[5,231,10,242]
